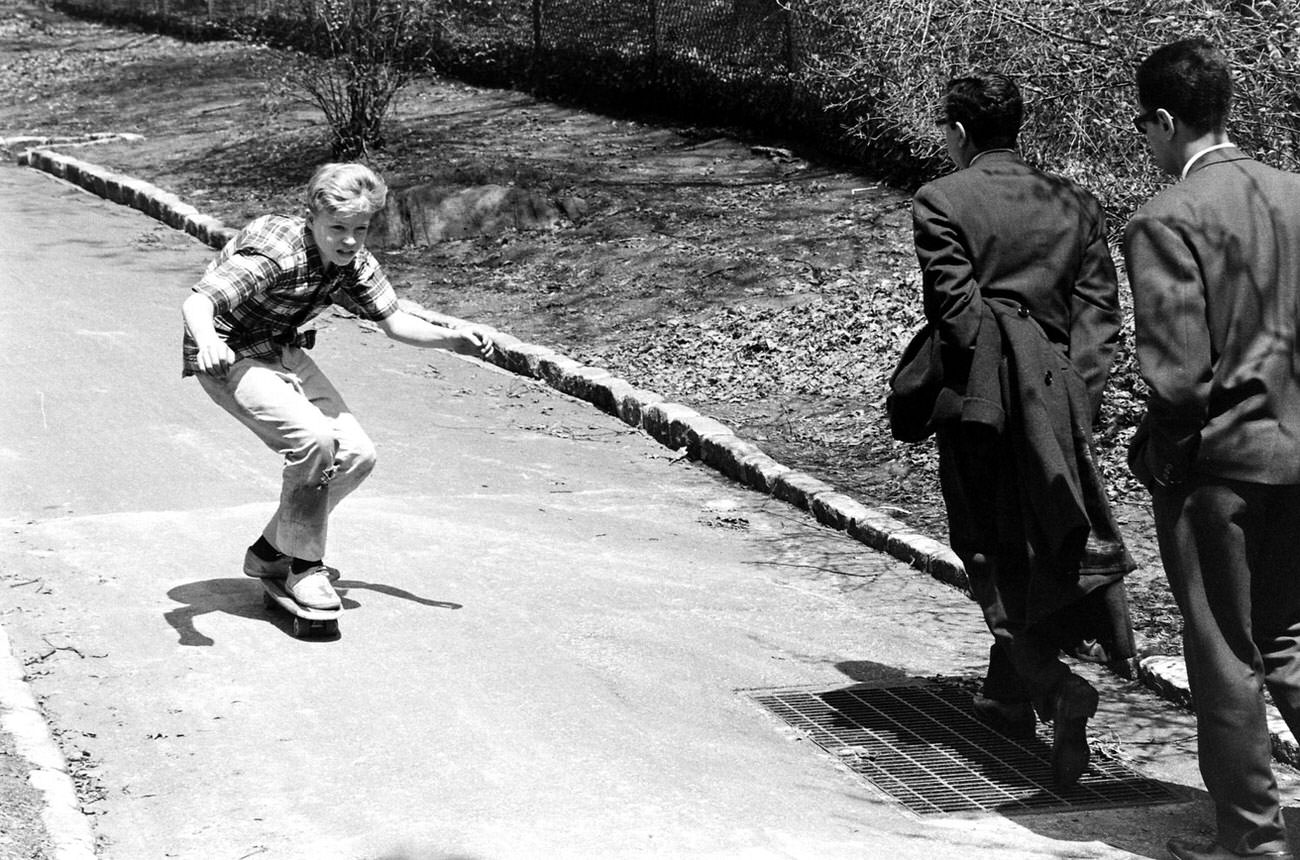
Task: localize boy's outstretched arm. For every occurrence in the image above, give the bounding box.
[182,293,237,377]
[377,310,495,360]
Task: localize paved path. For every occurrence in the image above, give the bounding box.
[0,163,1295,859]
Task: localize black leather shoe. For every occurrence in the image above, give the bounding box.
[1051,673,1098,788]
[1167,836,1295,859]
[971,693,1036,739]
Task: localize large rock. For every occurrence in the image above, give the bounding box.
[371,183,586,248]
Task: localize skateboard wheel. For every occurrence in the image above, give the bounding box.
[292,617,308,638]
[321,619,339,637]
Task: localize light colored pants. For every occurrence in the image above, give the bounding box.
[197,347,376,561]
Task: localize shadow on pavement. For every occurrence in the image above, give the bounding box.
[338,579,463,611]
[835,659,915,684]
[163,578,461,646]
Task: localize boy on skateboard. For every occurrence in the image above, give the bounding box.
[181,162,494,611]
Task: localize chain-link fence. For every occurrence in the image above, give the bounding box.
[51,0,888,174]
[56,0,814,78]
[50,0,1300,211]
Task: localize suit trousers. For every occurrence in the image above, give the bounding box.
[938,428,1071,704]
[196,346,377,561]
[1153,477,1300,855]
[964,552,1070,706]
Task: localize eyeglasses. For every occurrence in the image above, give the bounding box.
[1132,109,1159,133]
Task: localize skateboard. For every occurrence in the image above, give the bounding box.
[261,576,341,639]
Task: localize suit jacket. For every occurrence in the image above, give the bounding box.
[909,153,1131,641]
[1124,148,1300,487]
[913,150,1121,418]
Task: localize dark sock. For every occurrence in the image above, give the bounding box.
[291,557,322,574]
[250,537,282,561]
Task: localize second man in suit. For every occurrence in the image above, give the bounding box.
[1127,38,1300,860]
[901,72,1135,788]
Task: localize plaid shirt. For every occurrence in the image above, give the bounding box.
[181,214,399,376]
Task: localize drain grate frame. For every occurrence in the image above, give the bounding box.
[749,678,1183,816]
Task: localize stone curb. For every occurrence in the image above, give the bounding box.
[17,147,1300,769]
[1136,655,1299,769]
[0,132,144,150]
[19,148,238,251]
[0,625,97,860]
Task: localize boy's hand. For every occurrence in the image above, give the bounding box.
[459,324,496,360]
[196,339,237,377]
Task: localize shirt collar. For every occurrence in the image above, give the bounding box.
[968,148,1017,167]
[1181,142,1236,180]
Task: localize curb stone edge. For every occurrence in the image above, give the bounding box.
[0,624,96,860]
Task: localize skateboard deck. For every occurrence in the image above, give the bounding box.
[261,576,341,638]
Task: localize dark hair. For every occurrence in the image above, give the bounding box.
[941,73,1023,150]
[1136,38,1232,133]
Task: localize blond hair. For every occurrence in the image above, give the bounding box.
[305,162,388,217]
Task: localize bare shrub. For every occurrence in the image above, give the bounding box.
[286,0,441,158]
[793,0,1300,221]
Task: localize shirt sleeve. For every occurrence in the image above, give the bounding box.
[1123,211,1211,486]
[1067,199,1122,418]
[192,251,282,315]
[913,184,981,353]
[343,249,400,321]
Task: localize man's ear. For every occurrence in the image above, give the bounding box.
[953,121,970,148]
[1155,108,1177,138]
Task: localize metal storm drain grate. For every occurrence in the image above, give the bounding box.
[749,678,1182,815]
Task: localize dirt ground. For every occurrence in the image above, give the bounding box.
[0,4,1173,650]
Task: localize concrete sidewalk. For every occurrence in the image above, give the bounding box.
[1,162,1297,859]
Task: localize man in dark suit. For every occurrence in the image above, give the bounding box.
[1127,38,1300,860]
[908,72,1134,789]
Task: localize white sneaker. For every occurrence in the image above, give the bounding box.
[284,566,341,610]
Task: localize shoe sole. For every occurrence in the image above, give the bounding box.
[289,598,341,610]
[1167,839,1296,859]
